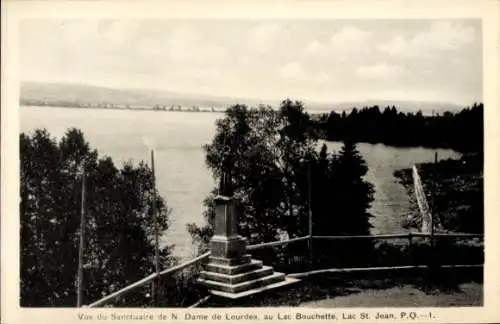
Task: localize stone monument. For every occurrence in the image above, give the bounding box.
[198,158,299,299]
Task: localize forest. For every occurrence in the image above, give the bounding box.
[315,102,483,153]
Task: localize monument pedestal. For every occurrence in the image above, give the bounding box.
[198,195,299,299]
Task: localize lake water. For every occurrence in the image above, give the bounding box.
[20,106,462,259]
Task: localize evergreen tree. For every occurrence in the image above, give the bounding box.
[312,139,375,267]
[309,144,333,235]
[332,139,374,235]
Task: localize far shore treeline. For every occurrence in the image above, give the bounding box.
[20,99,483,307]
[313,102,483,153]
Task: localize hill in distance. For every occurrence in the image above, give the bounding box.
[20,81,464,114]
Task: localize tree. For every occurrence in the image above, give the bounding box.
[20,128,173,307]
[277,99,318,238]
[188,104,285,248]
[188,100,319,250]
[311,139,375,266]
[332,139,374,235]
[189,100,376,270]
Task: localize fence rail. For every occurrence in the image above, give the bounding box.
[313,233,409,240]
[86,252,211,308]
[430,233,483,238]
[314,232,482,240]
[247,235,310,250]
[288,264,484,278]
[413,164,438,233]
[85,232,483,308]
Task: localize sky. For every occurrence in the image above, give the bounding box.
[20,19,482,105]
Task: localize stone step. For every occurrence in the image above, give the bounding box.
[209,254,252,266]
[198,271,286,294]
[200,265,274,285]
[205,259,263,275]
[209,277,301,299]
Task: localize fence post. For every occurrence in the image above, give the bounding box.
[76,173,86,308]
[151,150,160,307]
[308,236,313,268]
[307,162,313,268]
[431,152,438,269]
[407,232,413,265]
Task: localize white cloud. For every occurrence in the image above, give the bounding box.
[313,71,329,85]
[245,23,281,53]
[414,21,475,51]
[377,36,408,57]
[240,55,251,66]
[356,63,406,79]
[102,24,227,63]
[329,26,371,52]
[305,40,324,54]
[279,62,304,79]
[168,42,227,63]
[278,62,329,85]
[303,26,371,58]
[99,20,142,50]
[164,27,227,63]
[378,21,476,57]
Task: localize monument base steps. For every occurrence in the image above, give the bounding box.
[201,194,300,299]
[201,265,274,285]
[200,277,301,300]
[199,257,300,299]
[205,259,263,275]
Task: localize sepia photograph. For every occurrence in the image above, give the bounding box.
[17,17,485,309]
[2,1,499,323]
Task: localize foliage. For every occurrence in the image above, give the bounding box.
[422,154,483,233]
[311,139,375,266]
[156,266,209,308]
[373,237,484,267]
[316,103,483,153]
[20,128,174,307]
[188,100,316,249]
[188,100,375,263]
[394,153,483,234]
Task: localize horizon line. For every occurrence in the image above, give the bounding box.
[20,79,481,108]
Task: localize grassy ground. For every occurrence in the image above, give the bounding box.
[201,267,483,308]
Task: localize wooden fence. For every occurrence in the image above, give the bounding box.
[84,231,483,308]
[86,252,210,308]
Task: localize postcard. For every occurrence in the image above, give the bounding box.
[1,0,499,323]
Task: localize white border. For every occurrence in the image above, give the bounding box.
[2,1,499,323]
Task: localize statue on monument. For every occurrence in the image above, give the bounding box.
[218,168,233,197]
[218,134,235,197]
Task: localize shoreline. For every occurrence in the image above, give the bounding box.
[20,103,226,113]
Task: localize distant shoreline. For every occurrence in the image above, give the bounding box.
[20,102,333,115]
[20,103,227,113]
